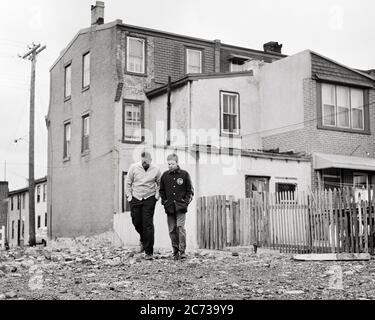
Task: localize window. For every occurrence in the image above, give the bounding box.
[17,195,20,210]
[63,122,71,159]
[186,48,202,74]
[127,37,145,74]
[230,58,250,72]
[64,63,72,99]
[43,184,46,202]
[45,212,48,227]
[22,220,24,238]
[11,221,14,239]
[321,83,365,130]
[22,193,25,209]
[220,92,240,135]
[11,196,13,211]
[122,172,131,213]
[123,101,143,142]
[82,115,90,153]
[82,52,90,88]
[275,183,297,202]
[245,176,270,198]
[36,185,41,203]
[37,215,41,229]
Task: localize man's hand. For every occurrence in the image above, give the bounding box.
[127,195,132,202]
[155,194,160,201]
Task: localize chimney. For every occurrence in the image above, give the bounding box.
[263,41,282,54]
[91,1,105,25]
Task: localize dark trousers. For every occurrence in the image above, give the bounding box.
[167,212,186,255]
[130,196,157,255]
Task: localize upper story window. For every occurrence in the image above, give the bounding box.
[63,122,71,159]
[43,184,46,202]
[22,193,25,209]
[186,48,202,74]
[82,52,90,89]
[82,114,90,153]
[36,185,41,203]
[127,37,145,74]
[64,63,72,99]
[321,83,365,131]
[123,100,144,143]
[220,91,240,135]
[230,57,250,72]
[10,196,13,211]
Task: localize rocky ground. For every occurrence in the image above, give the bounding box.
[1,239,375,300]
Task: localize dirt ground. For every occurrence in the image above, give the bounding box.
[1,242,375,300]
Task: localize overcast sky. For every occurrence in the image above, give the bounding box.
[1,0,374,190]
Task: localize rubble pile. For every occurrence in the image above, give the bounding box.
[0,243,374,300]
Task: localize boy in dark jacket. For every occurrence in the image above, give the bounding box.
[159,154,194,260]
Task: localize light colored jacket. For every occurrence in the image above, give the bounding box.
[126,162,161,200]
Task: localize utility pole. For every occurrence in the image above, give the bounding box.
[20,43,46,247]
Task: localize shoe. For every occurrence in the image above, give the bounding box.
[173,253,179,260]
[144,254,154,260]
[139,242,145,253]
[179,252,187,260]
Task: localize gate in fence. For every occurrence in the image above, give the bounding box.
[197,189,375,254]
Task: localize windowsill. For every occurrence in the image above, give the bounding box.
[64,96,71,102]
[63,157,71,163]
[125,71,147,77]
[82,86,90,93]
[220,132,241,138]
[317,125,370,135]
[122,139,144,144]
[81,150,90,157]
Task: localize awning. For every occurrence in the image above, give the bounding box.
[313,152,375,171]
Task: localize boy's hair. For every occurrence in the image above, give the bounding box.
[167,153,179,163]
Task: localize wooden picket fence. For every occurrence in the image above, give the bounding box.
[0,225,5,250]
[197,189,375,254]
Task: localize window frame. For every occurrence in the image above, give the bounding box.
[36,185,41,203]
[81,114,90,154]
[122,99,145,144]
[186,48,203,74]
[64,62,72,100]
[43,184,46,202]
[317,82,370,134]
[82,51,90,90]
[220,90,241,137]
[63,121,71,160]
[126,36,146,76]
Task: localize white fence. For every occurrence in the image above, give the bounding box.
[0,225,5,250]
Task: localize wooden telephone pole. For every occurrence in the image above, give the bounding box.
[20,43,46,246]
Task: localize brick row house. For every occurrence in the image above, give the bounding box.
[46,2,375,248]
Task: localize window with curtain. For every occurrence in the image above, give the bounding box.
[64,64,71,98]
[82,52,90,88]
[127,37,145,74]
[63,122,71,159]
[221,92,240,135]
[123,102,142,142]
[321,83,365,130]
[186,49,202,73]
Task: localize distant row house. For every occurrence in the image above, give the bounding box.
[45,2,375,249]
[0,177,47,248]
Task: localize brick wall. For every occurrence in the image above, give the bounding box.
[263,79,375,158]
[154,36,215,84]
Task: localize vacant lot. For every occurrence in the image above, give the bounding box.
[1,243,375,300]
